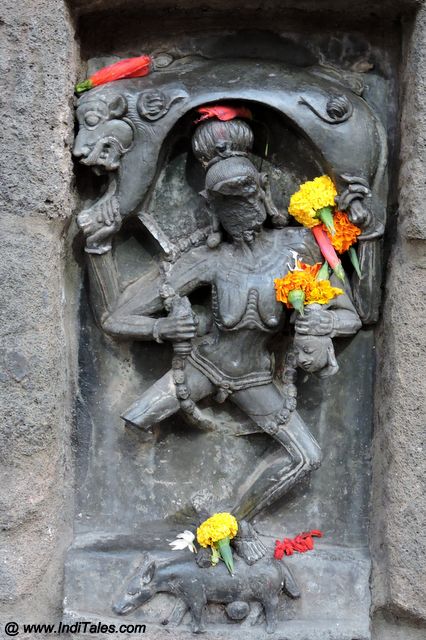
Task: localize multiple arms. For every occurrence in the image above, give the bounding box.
[79,208,213,341]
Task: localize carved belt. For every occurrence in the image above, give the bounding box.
[188,348,273,402]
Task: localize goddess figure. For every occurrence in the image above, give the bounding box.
[78,112,362,525]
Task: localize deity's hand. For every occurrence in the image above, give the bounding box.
[154,315,198,342]
[77,195,122,254]
[294,305,334,336]
[336,174,372,229]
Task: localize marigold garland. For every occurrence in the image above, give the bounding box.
[274,261,343,309]
[323,211,361,253]
[288,176,337,228]
[196,513,238,548]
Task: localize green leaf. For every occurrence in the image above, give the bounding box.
[75,79,93,94]
[216,537,234,575]
[349,246,362,278]
[288,289,305,316]
[316,262,330,281]
[211,546,220,566]
[333,262,346,283]
[317,206,336,235]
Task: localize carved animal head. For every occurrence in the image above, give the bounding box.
[112,554,156,616]
[293,332,339,377]
[74,90,134,172]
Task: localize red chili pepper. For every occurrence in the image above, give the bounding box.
[76,55,152,94]
[195,105,252,123]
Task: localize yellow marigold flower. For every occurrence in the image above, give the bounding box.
[306,281,343,305]
[323,211,361,253]
[289,176,337,228]
[196,513,238,548]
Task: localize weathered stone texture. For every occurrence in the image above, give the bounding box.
[0,0,425,637]
[371,5,426,634]
[0,1,77,220]
[69,0,424,19]
[0,0,78,626]
[0,217,76,620]
[398,6,426,240]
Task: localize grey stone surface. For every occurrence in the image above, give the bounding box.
[372,611,426,640]
[68,39,383,633]
[370,5,426,635]
[69,0,424,20]
[0,1,77,220]
[0,0,78,627]
[0,216,75,620]
[0,0,425,638]
[64,545,370,639]
[398,7,426,241]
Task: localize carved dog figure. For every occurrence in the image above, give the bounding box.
[112,552,300,634]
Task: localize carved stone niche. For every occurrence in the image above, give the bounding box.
[66,32,392,639]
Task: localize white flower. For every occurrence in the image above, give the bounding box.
[169,530,196,553]
[287,250,302,271]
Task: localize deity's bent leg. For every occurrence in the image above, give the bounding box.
[230,383,322,521]
[122,362,215,429]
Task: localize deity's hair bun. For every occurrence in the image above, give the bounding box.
[192,119,254,166]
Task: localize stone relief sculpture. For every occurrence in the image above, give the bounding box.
[71,51,387,635]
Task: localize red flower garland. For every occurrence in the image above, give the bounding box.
[195,105,252,123]
[274,530,323,559]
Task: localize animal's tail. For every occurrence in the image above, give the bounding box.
[280,563,301,599]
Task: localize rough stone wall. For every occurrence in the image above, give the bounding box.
[0,0,425,638]
[371,6,426,638]
[0,0,78,628]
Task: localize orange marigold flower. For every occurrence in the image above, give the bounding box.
[323,211,361,253]
[274,261,343,308]
[274,270,314,306]
[297,261,321,278]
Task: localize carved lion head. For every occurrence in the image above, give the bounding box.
[73,90,134,172]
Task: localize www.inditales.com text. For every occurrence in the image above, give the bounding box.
[3,621,147,636]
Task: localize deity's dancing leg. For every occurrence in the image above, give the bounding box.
[230,383,322,521]
[122,362,214,429]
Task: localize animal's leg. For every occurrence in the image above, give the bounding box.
[163,599,188,627]
[231,383,322,521]
[121,362,214,429]
[263,595,279,634]
[187,596,207,634]
[241,601,263,628]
